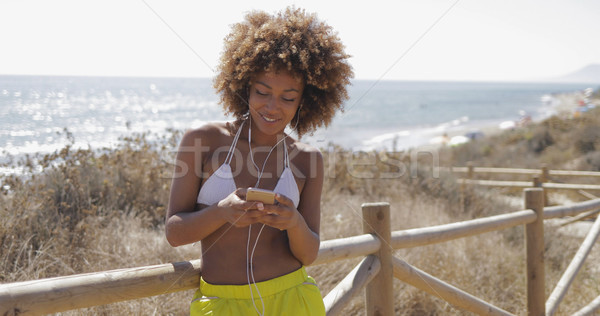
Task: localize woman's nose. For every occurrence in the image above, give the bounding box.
[265,96,277,110]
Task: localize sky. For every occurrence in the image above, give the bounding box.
[1,0,599,82]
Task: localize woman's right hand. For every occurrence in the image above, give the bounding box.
[217,188,265,227]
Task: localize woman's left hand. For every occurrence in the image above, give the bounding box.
[258,194,300,231]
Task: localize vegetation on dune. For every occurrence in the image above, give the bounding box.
[1,95,599,315]
[443,107,600,171]
[0,130,178,283]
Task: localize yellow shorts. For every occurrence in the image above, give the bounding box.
[190,266,325,316]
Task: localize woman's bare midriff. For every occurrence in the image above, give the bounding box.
[199,220,302,285]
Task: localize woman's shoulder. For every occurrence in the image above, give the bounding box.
[185,121,231,137]
[179,121,237,147]
[289,140,323,176]
[291,140,322,157]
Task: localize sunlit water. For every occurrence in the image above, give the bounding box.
[0,75,594,158]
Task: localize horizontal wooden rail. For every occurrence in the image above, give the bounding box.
[458,179,600,190]
[452,166,540,175]
[2,193,598,315]
[391,210,536,249]
[543,182,600,190]
[459,179,600,191]
[545,214,600,316]
[0,259,202,316]
[313,234,381,266]
[549,170,600,177]
[459,179,532,188]
[573,295,600,316]
[449,166,600,178]
[543,198,600,219]
[0,235,380,315]
[323,255,380,316]
[392,257,514,316]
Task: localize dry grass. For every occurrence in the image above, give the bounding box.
[1,106,600,315]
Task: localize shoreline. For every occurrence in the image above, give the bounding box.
[349,89,598,153]
[1,78,597,158]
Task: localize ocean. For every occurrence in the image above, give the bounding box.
[0,75,595,158]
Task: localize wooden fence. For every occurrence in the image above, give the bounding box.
[452,163,600,192]
[1,177,600,315]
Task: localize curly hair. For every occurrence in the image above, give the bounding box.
[213,7,354,137]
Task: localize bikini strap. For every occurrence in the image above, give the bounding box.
[283,138,290,168]
[225,120,245,165]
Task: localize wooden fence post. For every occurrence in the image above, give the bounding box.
[532,176,548,207]
[540,164,550,206]
[532,176,541,188]
[460,182,466,212]
[540,164,549,183]
[467,161,474,180]
[461,162,475,212]
[524,188,545,316]
[362,202,393,316]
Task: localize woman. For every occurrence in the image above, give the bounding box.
[166,7,353,315]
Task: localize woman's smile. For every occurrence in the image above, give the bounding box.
[259,112,279,123]
[248,70,304,139]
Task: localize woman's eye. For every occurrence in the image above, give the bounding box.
[283,97,295,102]
[255,89,268,96]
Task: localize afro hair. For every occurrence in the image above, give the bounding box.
[213,6,354,136]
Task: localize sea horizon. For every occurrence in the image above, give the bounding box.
[1,74,597,159]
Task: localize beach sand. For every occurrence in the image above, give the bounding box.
[427,90,599,150]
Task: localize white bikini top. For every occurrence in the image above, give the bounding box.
[196,120,300,208]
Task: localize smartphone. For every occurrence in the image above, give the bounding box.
[246,188,276,205]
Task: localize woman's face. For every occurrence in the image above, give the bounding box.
[248,70,304,136]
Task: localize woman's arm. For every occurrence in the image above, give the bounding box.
[165,127,261,247]
[261,148,324,265]
[288,149,323,265]
[165,128,222,246]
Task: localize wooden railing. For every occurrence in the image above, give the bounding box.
[452,163,600,192]
[2,190,600,315]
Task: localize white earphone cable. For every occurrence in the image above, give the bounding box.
[246,106,302,315]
